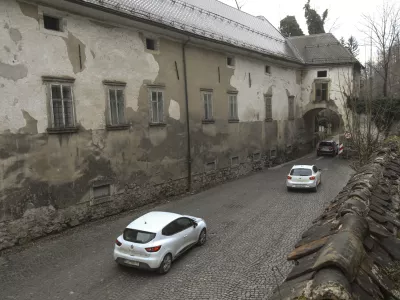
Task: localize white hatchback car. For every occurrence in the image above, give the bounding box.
[286,165,322,192]
[114,211,207,274]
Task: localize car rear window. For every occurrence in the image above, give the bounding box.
[290,168,312,176]
[319,142,333,146]
[123,229,156,244]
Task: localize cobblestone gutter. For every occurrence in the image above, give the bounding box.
[271,145,400,300]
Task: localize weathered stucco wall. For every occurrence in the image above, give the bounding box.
[0,0,323,249]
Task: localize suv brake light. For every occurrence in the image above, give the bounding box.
[115,239,122,247]
[309,176,316,180]
[287,176,292,180]
[145,245,162,252]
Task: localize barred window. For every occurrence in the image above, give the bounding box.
[50,84,74,128]
[149,88,164,123]
[228,94,238,120]
[108,88,125,125]
[202,91,213,120]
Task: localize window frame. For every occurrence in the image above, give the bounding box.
[43,76,77,132]
[148,87,165,125]
[39,7,67,37]
[317,70,328,78]
[264,94,273,121]
[315,82,329,101]
[228,92,238,121]
[104,81,127,128]
[201,90,214,122]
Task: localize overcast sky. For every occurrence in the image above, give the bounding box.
[218,0,388,64]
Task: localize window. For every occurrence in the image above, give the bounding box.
[290,168,312,176]
[149,88,164,123]
[313,166,318,173]
[227,56,235,67]
[270,149,277,158]
[146,38,156,51]
[205,161,216,172]
[93,184,110,199]
[265,94,272,121]
[317,70,327,77]
[288,96,294,120]
[228,94,238,120]
[107,87,125,125]
[231,156,239,166]
[253,152,261,161]
[123,229,156,243]
[175,218,193,230]
[315,82,328,101]
[265,65,271,74]
[43,15,61,31]
[202,91,213,121]
[49,83,75,128]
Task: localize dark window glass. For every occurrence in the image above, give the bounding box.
[43,15,61,31]
[290,168,312,176]
[319,142,333,146]
[146,38,156,50]
[175,218,193,230]
[123,229,156,244]
[317,71,327,77]
[162,220,181,236]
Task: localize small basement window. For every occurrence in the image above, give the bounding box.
[265,65,271,74]
[270,149,277,158]
[146,38,156,51]
[93,184,110,199]
[253,152,261,161]
[205,161,216,172]
[227,56,235,67]
[43,15,61,31]
[317,70,327,77]
[231,156,239,166]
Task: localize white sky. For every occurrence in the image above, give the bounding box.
[218,0,388,64]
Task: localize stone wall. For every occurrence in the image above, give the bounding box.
[271,143,400,300]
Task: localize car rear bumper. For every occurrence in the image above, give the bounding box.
[287,181,317,189]
[113,247,162,269]
[317,150,335,155]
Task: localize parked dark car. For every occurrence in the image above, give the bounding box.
[317,140,338,157]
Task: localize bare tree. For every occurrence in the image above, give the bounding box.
[234,0,247,10]
[362,2,400,97]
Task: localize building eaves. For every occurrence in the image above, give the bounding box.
[71,0,302,63]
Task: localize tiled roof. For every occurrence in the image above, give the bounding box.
[76,0,301,61]
[288,33,359,65]
[271,145,400,300]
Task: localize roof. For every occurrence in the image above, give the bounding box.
[288,33,360,65]
[126,211,181,232]
[292,165,313,169]
[271,145,400,299]
[76,0,301,61]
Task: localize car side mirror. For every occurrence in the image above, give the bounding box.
[193,221,198,228]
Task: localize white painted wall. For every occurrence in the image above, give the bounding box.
[230,56,302,122]
[0,0,159,133]
[301,65,353,117]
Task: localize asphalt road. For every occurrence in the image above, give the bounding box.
[0,154,352,300]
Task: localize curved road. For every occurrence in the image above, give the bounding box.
[0,154,352,300]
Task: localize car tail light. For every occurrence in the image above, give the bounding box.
[287,176,292,180]
[115,239,122,247]
[145,245,162,252]
[309,176,316,180]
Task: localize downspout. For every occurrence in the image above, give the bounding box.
[182,37,192,191]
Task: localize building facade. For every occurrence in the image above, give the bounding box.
[0,0,361,249]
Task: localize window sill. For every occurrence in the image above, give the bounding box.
[228,119,239,123]
[47,127,79,134]
[106,124,130,131]
[202,119,215,124]
[149,122,167,127]
[265,118,273,122]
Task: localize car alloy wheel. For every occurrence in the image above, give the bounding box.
[159,254,172,274]
[198,229,207,246]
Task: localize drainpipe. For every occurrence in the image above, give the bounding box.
[182,37,192,191]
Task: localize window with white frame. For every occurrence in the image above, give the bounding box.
[107,86,125,125]
[48,81,75,128]
[228,93,238,120]
[149,88,164,123]
[265,94,272,120]
[202,90,213,121]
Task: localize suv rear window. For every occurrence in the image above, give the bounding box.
[290,168,312,176]
[319,142,333,146]
[123,229,156,244]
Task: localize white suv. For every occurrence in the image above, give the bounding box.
[286,165,322,192]
[114,211,207,274]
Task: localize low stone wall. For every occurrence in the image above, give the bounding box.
[0,143,313,251]
[271,144,400,300]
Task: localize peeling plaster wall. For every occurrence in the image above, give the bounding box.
[0,0,316,249]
